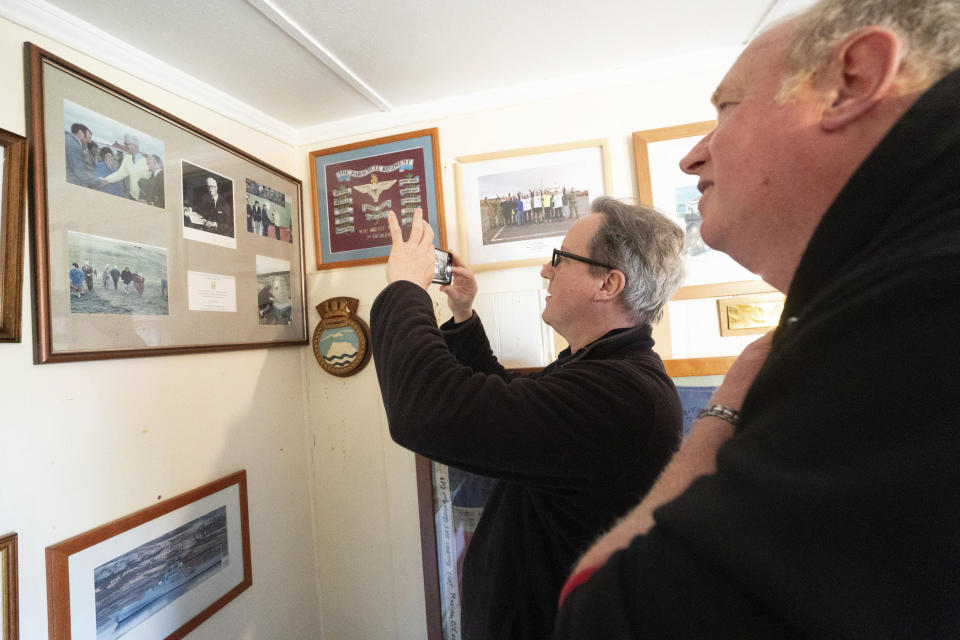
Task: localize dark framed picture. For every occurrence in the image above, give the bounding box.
[0,128,28,343]
[46,471,251,640]
[25,43,307,363]
[309,128,447,269]
[1,533,17,640]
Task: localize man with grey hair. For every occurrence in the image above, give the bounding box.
[100,133,151,200]
[370,201,684,639]
[555,0,960,637]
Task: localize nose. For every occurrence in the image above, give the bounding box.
[679,132,711,176]
[540,260,554,280]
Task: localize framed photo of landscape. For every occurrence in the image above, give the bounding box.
[454,139,611,271]
[309,128,447,270]
[26,43,307,363]
[1,128,28,343]
[45,471,251,640]
[633,121,772,298]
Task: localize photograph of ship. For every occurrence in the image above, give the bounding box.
[93,506,229,640]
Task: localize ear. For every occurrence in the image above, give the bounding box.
[594,269,626,302]
[820,27,902,132]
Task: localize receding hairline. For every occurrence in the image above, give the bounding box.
[710,18,801,108]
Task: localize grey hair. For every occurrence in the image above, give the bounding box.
[587,196,685,326]
[778,0,960,101]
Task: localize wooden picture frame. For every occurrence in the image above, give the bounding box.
[633,121,772,298]
[454,139,612,271]
[413,357,732,639]
[1,533,18,640]
[26,43,307,363]
[0,128,28,343]
[46,471,251,640]
[309,128,447,270]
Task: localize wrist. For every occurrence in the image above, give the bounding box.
[697,404,741,428]
[452,308,473,323]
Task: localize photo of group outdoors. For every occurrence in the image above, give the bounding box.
[181,161,235,247]
[474,149,600,249]
[245,178,293,243]
[93,506,229,640]
[67,231,169,316]
[256,255,292,325]
[478,182,586,246]
[63,99,165,208]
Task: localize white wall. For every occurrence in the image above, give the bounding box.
[298,66,726,639]
[0,17,321,640]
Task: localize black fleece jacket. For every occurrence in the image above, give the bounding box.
[371,282,681,639]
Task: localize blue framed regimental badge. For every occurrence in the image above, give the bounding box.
[313,297,371,377]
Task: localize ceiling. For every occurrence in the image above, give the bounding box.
[4,0,816,144]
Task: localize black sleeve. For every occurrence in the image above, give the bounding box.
[553,529,801,640]
[439,312,511,378]
[556,261,960,639]
[371,281,663,484]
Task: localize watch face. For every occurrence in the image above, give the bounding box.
[313,297,371,377]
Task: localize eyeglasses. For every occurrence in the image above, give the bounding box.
[551,248,617,271]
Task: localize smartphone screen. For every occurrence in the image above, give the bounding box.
[432,248,453,285]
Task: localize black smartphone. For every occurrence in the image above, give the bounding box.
[432,248,453,285]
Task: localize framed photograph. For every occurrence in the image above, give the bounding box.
[1,533,18,640]
[454,139,612,271]
[45,471,251,640]
[633,122,772,297]
[412,359,731,640]
[309,128,447,270]
[1,128,28,343]
[26,43,307,363]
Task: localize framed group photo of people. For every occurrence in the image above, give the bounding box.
[309,128,447,270]
[454,139,611,271]
[26,43,308,363]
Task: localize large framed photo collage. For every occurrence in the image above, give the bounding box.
[26,44,308,364]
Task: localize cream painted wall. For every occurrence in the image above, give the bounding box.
[299,67,725,639]
[0,17,321,640]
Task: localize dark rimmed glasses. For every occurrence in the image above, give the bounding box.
[551,248,617,271]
